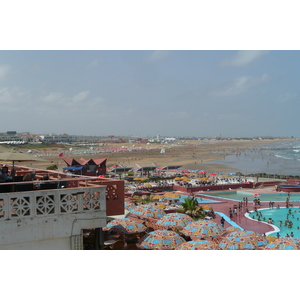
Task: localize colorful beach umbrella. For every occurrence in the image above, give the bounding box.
[219,235,258,250]
[266,236,277,242]
[175,240,217,250]
[227,231,268,247]
[252,194,260,197]
[155,213,194,230]
[225,226,242,233]
[181,220,225,239]
[201,205,213,211]
[103,218,147,234]
[124,202,136,210]
[152,195,164,200]
[263,238,300,250]
[182,177,190,181]
[209,173,217,176]
[164,192,179,198]
[128,204,166,219]
[137,230,186,250]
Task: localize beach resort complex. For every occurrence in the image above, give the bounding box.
[1,136,300,250]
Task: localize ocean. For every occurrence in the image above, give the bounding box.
[200,140,300,176]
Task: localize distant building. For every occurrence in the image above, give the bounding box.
[63,157,108,176]
[7,131,17,135]
[40,133,77,143]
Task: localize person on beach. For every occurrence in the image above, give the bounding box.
[0,166,12,182]
[220,217,225,227]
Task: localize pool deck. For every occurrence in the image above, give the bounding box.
[183,187,300,235]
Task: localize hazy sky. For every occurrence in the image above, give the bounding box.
[1,50,299,138]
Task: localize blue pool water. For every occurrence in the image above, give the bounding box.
[179,195,221,204]
[202,191,300,202]
[248,207,300,238]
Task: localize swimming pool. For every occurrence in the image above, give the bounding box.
[248,207,300,238]
[202,191,300,202]
[178,195,221,204]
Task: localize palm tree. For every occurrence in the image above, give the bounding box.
[179,197,205,219]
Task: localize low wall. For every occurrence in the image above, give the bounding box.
[173,183,253,193]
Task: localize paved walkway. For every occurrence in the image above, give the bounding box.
[187,187,299,235]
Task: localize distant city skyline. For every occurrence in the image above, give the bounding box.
[1,50,300,138]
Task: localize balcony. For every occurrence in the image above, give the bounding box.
[0,166,125,249]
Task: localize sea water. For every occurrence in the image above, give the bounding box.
[200,140,300,176]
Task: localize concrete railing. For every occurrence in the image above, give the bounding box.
[0,186,107,249]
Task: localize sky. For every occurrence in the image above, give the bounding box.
[1,1,300,139]
[1,50,300,138]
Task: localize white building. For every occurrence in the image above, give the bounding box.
[0,184,106,250]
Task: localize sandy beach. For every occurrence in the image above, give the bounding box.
[1,139,295,175]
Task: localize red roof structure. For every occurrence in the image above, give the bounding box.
[63,157,108,176]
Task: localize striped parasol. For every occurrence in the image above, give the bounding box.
[155,213,194,230]
[175,240,217,250]
[103,218,147,234]
[181,220,226,239]
[137,230,186,250]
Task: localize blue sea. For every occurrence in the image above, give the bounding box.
[200,140,300,176]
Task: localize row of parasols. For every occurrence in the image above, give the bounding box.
[103,207,300,250]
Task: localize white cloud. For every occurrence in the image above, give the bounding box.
[0,87,12,103]
[221,50,268,67]
[275,92,298,103]
[148,50,170,62]
[85,59,99,69]
[90,96,107,105]
[167,111,189,120]
[0,65,10,80]
[212,74,269,97]
[72,91,89,103]
[42,92,65,103]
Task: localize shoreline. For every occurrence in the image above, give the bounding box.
[2,138,297,176]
